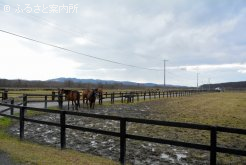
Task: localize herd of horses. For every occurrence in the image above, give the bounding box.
[58,88,103,110]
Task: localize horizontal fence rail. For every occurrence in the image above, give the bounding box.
[0,103,245,165]
[1,89,218,109]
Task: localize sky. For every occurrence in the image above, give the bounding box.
[0,0,246,87]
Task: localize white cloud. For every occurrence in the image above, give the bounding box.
[0,34,81,80]
[238,70,246,74]
[169,63,246,72]
[73,37,96,46]
[78,68,126,72]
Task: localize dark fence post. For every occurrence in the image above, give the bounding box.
[110,93,112,104]
[120,118,126,165]
[210,127,217,165]
[10,99,14,115]
[137,93,139,101]
[144,92,146,100]
[44,95,48,109]
[99,92,103,105]
[110,93,114,104]
[113,92,115,104]
[23,94,27,106]
[121,93,124,103]
[149,91,151,100]
[2,90,8,100]
[52,91,56,101]
[58,94,63,109]
[60,110,66,149]
[20,107,25,140]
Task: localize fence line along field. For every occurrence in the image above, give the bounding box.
[0,89,245,164]
[1,88,214,109]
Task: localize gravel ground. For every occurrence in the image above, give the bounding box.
[8,103,209,165]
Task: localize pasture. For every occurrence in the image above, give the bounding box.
[126,91,246,164]
[96,91,246,164]
[1,90,246,164]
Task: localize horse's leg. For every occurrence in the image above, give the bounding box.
[83,96,87,108]
[77,98,80,110]
[74,100,77,110]
[75,99,78,110]
[93,98,95,109]
[78,96,80,108]
[72,100,74,110]
[90,101,92,109]
[74,100,76,110]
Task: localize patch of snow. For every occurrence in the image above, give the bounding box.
[160,153,175,163]
[177,153,187,161]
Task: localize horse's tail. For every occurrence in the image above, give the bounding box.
[77,91,80,108]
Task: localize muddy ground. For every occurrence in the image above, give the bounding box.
[9,102,209,165]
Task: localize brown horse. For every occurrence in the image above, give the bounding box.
[87,89,98,109]
[82,89,91,107]
[82,88,101,109]
[59,89,80,110]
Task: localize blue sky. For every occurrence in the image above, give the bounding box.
[0,0,245,86]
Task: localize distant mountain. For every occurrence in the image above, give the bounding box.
[200,81,246,90]
[49,77,186,88]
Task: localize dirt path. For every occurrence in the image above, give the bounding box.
[0,101,60,118]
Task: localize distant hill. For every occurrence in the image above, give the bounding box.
[0,77,187,89]
[49,77,186,88]
[200,81,246,90]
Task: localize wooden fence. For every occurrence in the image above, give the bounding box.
[0,103,245,165]
[1,89,216,109]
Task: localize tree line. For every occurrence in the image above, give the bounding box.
[0,79,157,90]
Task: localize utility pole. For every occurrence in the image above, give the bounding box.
[163,60,168,88]
[197,72,199,90]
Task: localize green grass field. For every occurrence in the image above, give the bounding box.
[126,91,246,164]
[145,92,246,128]
[1,91,245,164]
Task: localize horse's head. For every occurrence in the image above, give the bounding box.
[58,88,64,94]
[91,89,98,97]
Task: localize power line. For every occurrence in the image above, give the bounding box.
[0,29,163,71]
